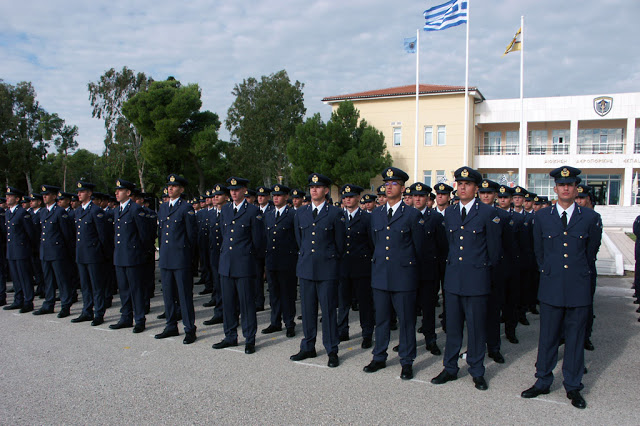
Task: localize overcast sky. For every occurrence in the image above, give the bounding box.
[2,0,638,154]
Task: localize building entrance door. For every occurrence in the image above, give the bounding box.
[589,181,607,206]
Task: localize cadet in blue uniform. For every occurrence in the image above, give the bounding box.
[155,175,198,344]
[290,173,345,368]
[433,182,453,328]
[33,185,75,317]
[363,167,423,380]
[513,186,536,326]
[203,184,228,325]
[431,167,501,391]
[337,184,374,348]
[213,177,265,354]
[109,179,148,332]
[262,184,298,337]
[410,182,444,356]
[255,185,273,311]
[71,182,110,326]
[196,192,212,296]
[3,187,36,312]
[28,193,45,298]
[521,166,602,409]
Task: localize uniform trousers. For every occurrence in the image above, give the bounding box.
[144,257,155,307]
[42,259,73,311]
[254,257,266,309]
[208,256,223,320]
[115,265,145,325]
[8,259,33,308]
[503,267,520,337]
[534,302,588,392]
[338,276,374,339]
[77,262,106,318]
[160,268,196,333]
[266,269,297,329]
[372,288,416,366]
[199,243,212,291]
[443,292,489,378]
[417,279,438,344]
[31,255,44,295]
[299,278,339,354]
[586,269,597,339]
[221,276,256,344]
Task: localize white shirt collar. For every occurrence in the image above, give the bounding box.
[556,202,576,223]
[312,201,325,212]
[436,205,446,216]
[169,198,180,207]
[386,199,402,215]
[10,205,17,213]
[260,204,268,213]
[347,207,359,219]
[233,199,246,210]
[275,205,286,216]
[420,207,428,215]
[460,198,475,213]
[82,201,91,210]
[47,203,55,212]
[120,199,130,209]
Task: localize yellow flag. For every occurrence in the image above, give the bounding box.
[503,27,522,55]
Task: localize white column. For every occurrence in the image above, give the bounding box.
[518,120,528,186]
[626,117,636,155]
[624,166,633,206]
[570,119,579,155]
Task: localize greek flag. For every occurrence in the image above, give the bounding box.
[424,0,468,32]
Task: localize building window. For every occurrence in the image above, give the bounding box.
[423,170,432,186]
[506,131,519,155]
[482,131,501,155]
[577,128,624,154]
[424,126,433,146]
[552,129,570,154]
[484,172,519,187]
[437,126,446,146]
[436,170,446,183]
[528,130,547,155]
[392,127,401,146]
[527,173,556,198]
[582,174,622,205]
[635,128,640,154]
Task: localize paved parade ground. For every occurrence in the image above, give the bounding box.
[1,272,638,425]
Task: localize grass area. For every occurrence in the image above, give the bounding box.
[627,232,637,242]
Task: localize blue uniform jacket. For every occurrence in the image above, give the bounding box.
[5,206,36,260]
[340,208,373,279]
[295,203,346,281]
[443,200,502,296]
[75,202,110,264]
[533,203,602,307]
[264,206,298,272]
[418,208,446,282]
[158,198,197,269]
[519,211,537,270]
[196,209,210,250]
[113,201,148,267]
[207,208,222,267]
[370,202,423,292]
[218,201,265,278]
[38,204,74,261]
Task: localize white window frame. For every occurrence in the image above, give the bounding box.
[393,127,402,146]
[437,126,446,146]
[424,126,433,146]
[423,170,432,186]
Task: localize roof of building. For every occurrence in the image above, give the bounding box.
[322,84,485,103]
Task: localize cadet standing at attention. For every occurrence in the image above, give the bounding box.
[290,173,345,368]
[521,166,602,409]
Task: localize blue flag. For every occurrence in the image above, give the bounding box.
[424,0,468,32]
[404,37,417,53]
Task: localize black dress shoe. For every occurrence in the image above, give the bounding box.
[339,332,350,342]
[203,316,223,325]
[390,321,398,331]
[392,344,399,352]
[519,315,530,326]
[286,327,296,338]
[155,328,179,339]
[7,287,14,293]
[183,332,197,344]
[290,349,317,361]
[297,315,302,320]
[133,324,146,333]
[417,326,423,333]
[521,385,550,398]
[400,365,413,380]
[212,339,238,349]
[567,390,586,409]
[361,337,373,349]
[506,334,519,344]
[244,343,255,354]
[57,308,71,318]
[431,369,457,385]
[488,351,505,364]
[32,307,54,316]
[634,299,639,304]
[327,352,339,368]
[19,305,34,313]
[109,321,133,330]
[636,306,640,313]
[144,306,150,315]
[71,314,93,323]
[261,324,282,334]
[530,306,539,315]
[426,341,441,355]
[473,376,488,390]
[198,288,212,295]
[104,299,112,309]
[203,300,216,307]
[91,317,104,326]
[157,312,166,319]
[363,360,386,373]
[584,339,594,351]
[4,303,22,310]
[0,300,6,307]
[559,338,565,346]
[256,306,265,312]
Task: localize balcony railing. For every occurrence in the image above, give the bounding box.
[577,142,624,154]
[476,144,519,155]
[528,144,570,155]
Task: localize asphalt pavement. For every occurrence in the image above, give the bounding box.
[0,272,638,425]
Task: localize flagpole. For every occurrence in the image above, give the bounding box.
[462,0,470,166]
[414,28,420,182]
[518,15,525,186]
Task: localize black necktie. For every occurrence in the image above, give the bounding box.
[461,206,467,222]
[169,203,173,212]
[561,211,567,228]
[276,211,280,219]
[234,206,238,215]
[387,208,393,221]
[313,208,318,219]
[119,206,123,213]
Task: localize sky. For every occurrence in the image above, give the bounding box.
[1,0,639,154]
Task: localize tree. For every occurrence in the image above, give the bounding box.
[88,67,153,191]
[122,77,223,194]
[288,100,391,189]
[226,70,305,186]
[50,115,79,191]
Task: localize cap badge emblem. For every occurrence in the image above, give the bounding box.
[461,169,469,178]
[561,168,570,177]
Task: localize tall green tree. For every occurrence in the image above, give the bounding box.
[122,77,223,194]
[49,114,79,191]
[288,101,391,189]
[225,70,305,186]
[88,67,153,190]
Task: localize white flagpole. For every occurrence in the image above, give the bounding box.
[414,28,420,182]
[462,1,470,166]
[518,15,525,186]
